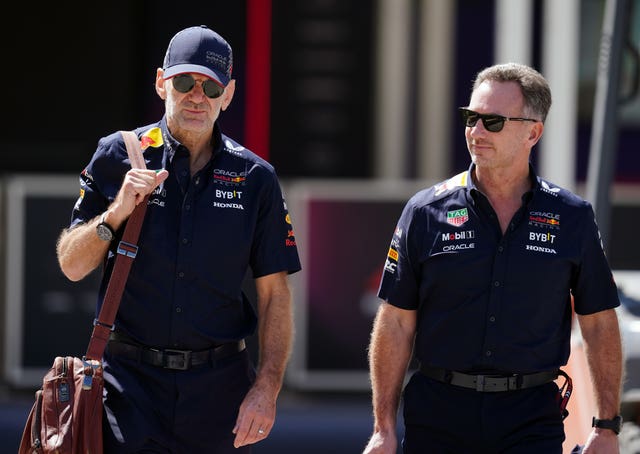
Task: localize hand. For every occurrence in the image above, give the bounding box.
[111,169,169,225]
[362,430,398,454]
[581,428,619,453]
[232,384,276,448]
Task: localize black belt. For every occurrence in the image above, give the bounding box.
[107,333,246,370]
[420,365,558,392]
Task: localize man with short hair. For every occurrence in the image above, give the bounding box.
[363,63,622,453]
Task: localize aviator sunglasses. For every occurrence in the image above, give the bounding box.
[459,107,538,133]
[171,74,225,99]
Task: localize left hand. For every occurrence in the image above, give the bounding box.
[232,384,276,448]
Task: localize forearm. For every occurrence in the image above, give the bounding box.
[369,303,416,432]
[57,169,170,282]
[254,278,293,398]
[56,218,110,281]
[578,309,623,418]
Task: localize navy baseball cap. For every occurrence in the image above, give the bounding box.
[162,25,233,87]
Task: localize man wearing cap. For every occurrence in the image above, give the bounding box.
[56,25,301,453]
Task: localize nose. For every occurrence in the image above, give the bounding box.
[189,80,208,98]
[468,119,488,136]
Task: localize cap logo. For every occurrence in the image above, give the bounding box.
[206,51,230,74]
[163,26,233,85]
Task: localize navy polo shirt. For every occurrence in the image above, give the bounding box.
[378,164,620,374]
[70,118,301,350]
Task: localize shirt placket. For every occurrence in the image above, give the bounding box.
[478,198,508,368]
[171,159,197,347]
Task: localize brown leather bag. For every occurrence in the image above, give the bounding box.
[18,357,104,453]
[18,131,148,453]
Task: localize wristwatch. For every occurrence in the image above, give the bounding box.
[592,415,623,434]
[96,213,116,242]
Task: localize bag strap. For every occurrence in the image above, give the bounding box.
[85,130,149,360]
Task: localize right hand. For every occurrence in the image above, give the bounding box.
[111,169,169,225]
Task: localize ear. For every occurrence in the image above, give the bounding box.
[220,80,236,111]
[527,122,544,147]
[155,68,167,100]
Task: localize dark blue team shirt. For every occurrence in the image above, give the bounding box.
[70,118,301,350]
[379,164,620,374]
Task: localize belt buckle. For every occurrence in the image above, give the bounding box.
[163,349,191,370]
[510,374,522,390]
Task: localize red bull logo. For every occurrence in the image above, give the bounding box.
[529,211,561,228]
[141,127,164,150]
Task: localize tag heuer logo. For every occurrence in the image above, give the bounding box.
[447,208,469,226]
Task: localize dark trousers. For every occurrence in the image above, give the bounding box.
[401,371,565,454]
[102,348,255,453]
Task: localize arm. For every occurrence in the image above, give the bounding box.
[233,271,293,448]
[577,308,623,453]
[56,169,168,281]
[363,301,417,454]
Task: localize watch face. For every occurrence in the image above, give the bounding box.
[96,223,114,241]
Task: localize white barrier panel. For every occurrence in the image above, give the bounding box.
[3,174,101,388]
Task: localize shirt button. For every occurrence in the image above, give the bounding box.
[185,204,191,211]
[178,271,185,278]
[181,170,188,177]
[489,315,496,322]
[494,281,500,287]
[497,246,504,253]
[175,307,182,313]
[182,238,188,244]
[485,350,492,357]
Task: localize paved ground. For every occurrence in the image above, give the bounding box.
[1,387,402,453]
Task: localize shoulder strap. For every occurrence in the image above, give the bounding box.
[85,131,149,360]
[122,130,147,170]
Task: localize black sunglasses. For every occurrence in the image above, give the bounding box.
[171,74,225,99]
[459,107,538,133]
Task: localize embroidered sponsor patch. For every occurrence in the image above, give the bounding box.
[213,201,244,210]
[441,230,475,241]
[442,242,475,252]
[384,259,397,274]
[540,180,560,197]
[435,171,468,196]
[529,211,560,229]
[213,168,247,186]
[141,127,164,149]
[525,244,557,254]
[446,208,469,227]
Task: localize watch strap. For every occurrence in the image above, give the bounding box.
[592,415,622,434]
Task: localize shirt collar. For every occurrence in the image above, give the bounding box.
[465,162,538,205]
[159,116,224,164]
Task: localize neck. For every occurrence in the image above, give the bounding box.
[473,165,531,202]
[189,148,212,175]
[170,128,215,176]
